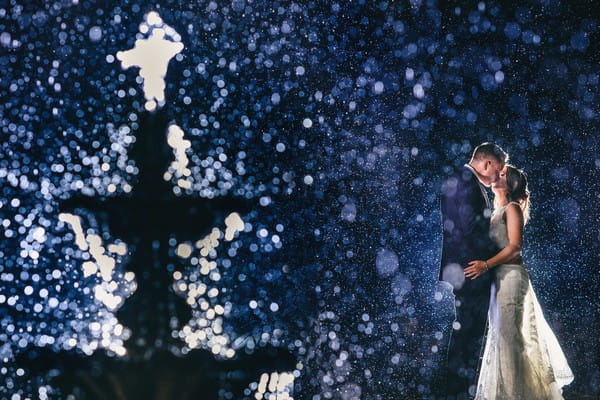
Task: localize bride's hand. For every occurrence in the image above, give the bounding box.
[464,260,487,280]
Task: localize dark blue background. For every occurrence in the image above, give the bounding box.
[0,0,597,398]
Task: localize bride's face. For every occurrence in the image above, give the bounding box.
[492,166,508,192]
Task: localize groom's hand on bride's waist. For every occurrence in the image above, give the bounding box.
[464,260,488,280]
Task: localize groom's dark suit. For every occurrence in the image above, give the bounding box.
[439,165,499,399]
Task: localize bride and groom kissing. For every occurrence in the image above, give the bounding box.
[438,143,574,399]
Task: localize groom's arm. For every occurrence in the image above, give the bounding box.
[441,175,480,268]
[456,180,482,240]
[441,176,480,247]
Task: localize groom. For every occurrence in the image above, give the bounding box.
[439,142,507,399]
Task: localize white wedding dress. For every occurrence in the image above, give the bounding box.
[475,202,574,399]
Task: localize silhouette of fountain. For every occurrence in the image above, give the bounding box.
[17,109,296,399]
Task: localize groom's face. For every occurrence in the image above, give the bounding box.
[483,158,504,184]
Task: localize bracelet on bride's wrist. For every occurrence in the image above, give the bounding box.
[484,261,490,272]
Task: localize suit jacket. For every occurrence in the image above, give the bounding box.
[439,165,499,294]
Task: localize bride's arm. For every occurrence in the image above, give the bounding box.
[464,203,524,280]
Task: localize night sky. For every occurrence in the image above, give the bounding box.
[0,0,598,399]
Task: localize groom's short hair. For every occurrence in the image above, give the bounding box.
[471,142,508,164]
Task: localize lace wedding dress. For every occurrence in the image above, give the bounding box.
[475,202,574,399]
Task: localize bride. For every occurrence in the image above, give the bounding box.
[463,164,574,399]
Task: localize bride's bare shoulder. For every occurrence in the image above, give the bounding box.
[505,202,524,222]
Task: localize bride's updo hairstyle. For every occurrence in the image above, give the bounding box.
[505,164,531,224]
